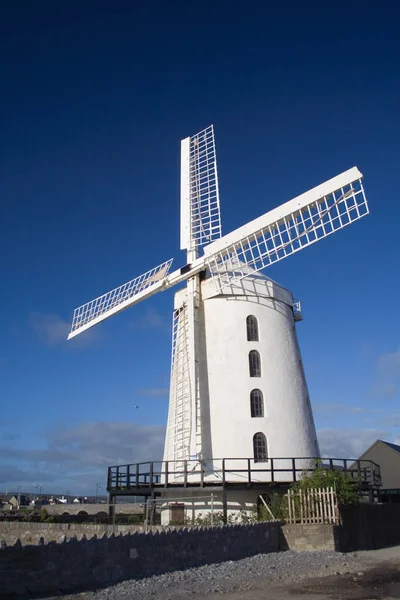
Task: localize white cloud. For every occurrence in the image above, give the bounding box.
[378,347,400,379]
[0,464,53,486]
[369,411,400,428]
[48,421,165,467]
[0,421,165,494]
[371,383,398,398]
[30,312,103,347]
[130,307,169,331]
[314,403,364,414]
[30,312,69,346]
[317,428,388,458]
[367,347,400,400]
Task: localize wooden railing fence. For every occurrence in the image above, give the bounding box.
[286,486,338,524]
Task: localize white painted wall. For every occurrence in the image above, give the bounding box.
[160,489,265,525]
[202,276,319,480]
[163,270,319,483]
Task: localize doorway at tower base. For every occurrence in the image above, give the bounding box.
[159,488,284,526]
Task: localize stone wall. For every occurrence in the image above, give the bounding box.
[45,503,143,516]
[0,522,280,598]
[0,521,148,546]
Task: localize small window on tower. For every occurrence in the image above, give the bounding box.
[249,350,261,377]
[253,432,268,462]
[250,389,264,417]
[246,315,259,341]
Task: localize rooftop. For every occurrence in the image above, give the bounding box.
[381,440,400,454]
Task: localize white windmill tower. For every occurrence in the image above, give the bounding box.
[68,125,368,517]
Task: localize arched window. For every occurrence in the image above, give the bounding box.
[250,389,264,417]
[246,315,259,341]
[253,432,268,462]
[249,350,261,377]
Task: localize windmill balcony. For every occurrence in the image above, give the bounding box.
[107,457,381,496]
[293,299,303,322]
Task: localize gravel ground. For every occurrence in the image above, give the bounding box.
[48,550,363,600]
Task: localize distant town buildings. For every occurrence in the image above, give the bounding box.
[0,493,103,512]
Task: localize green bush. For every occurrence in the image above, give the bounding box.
[127,514,143,525]
[39,508,55,523]
[291,464,359,507]
[191,510,225,526]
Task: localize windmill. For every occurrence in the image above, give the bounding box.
[68,125,368,498]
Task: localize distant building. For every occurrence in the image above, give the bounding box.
[0,497,14,511]
[0,495,30,510]
[8,496,19,508]
[357,439,400,503]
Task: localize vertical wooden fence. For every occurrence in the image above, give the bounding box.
[286,487,338,524]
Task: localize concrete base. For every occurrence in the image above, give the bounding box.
[281,524,336,551]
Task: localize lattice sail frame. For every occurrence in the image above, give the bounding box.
[204,169,368,292]
[180,125,221,253]
[70,259,173,333]
[166,303,192,467]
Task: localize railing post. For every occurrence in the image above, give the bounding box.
[376,463,382,486]
[150,462,154,487]
[136,463,139,487]
[116,466,120,489]
[343,459,348,472]
[329,459,333,470]
[200,462,204,487]
[165,461,168,488]
[222,488,228,525]
[292,458,296,482]
[184,460,188,488]
[107,468,112,491]
[144,497,149,533]
[127,465,130,488]
[270,458,274,484]
[222,459,226,485]
[247,458,251,485]
[108,494,116,528]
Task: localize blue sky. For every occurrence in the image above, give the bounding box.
[1,1,399,495]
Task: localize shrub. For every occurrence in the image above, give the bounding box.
[291,464,359,507]
[127,514,143,525]
[39,508,55,523]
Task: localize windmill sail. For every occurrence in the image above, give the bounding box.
[68,166,368,340]
[180,125,222,255]
[68,259,174,338]
[204,167,367,292]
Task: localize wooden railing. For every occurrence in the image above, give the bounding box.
[107,457,381,492]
